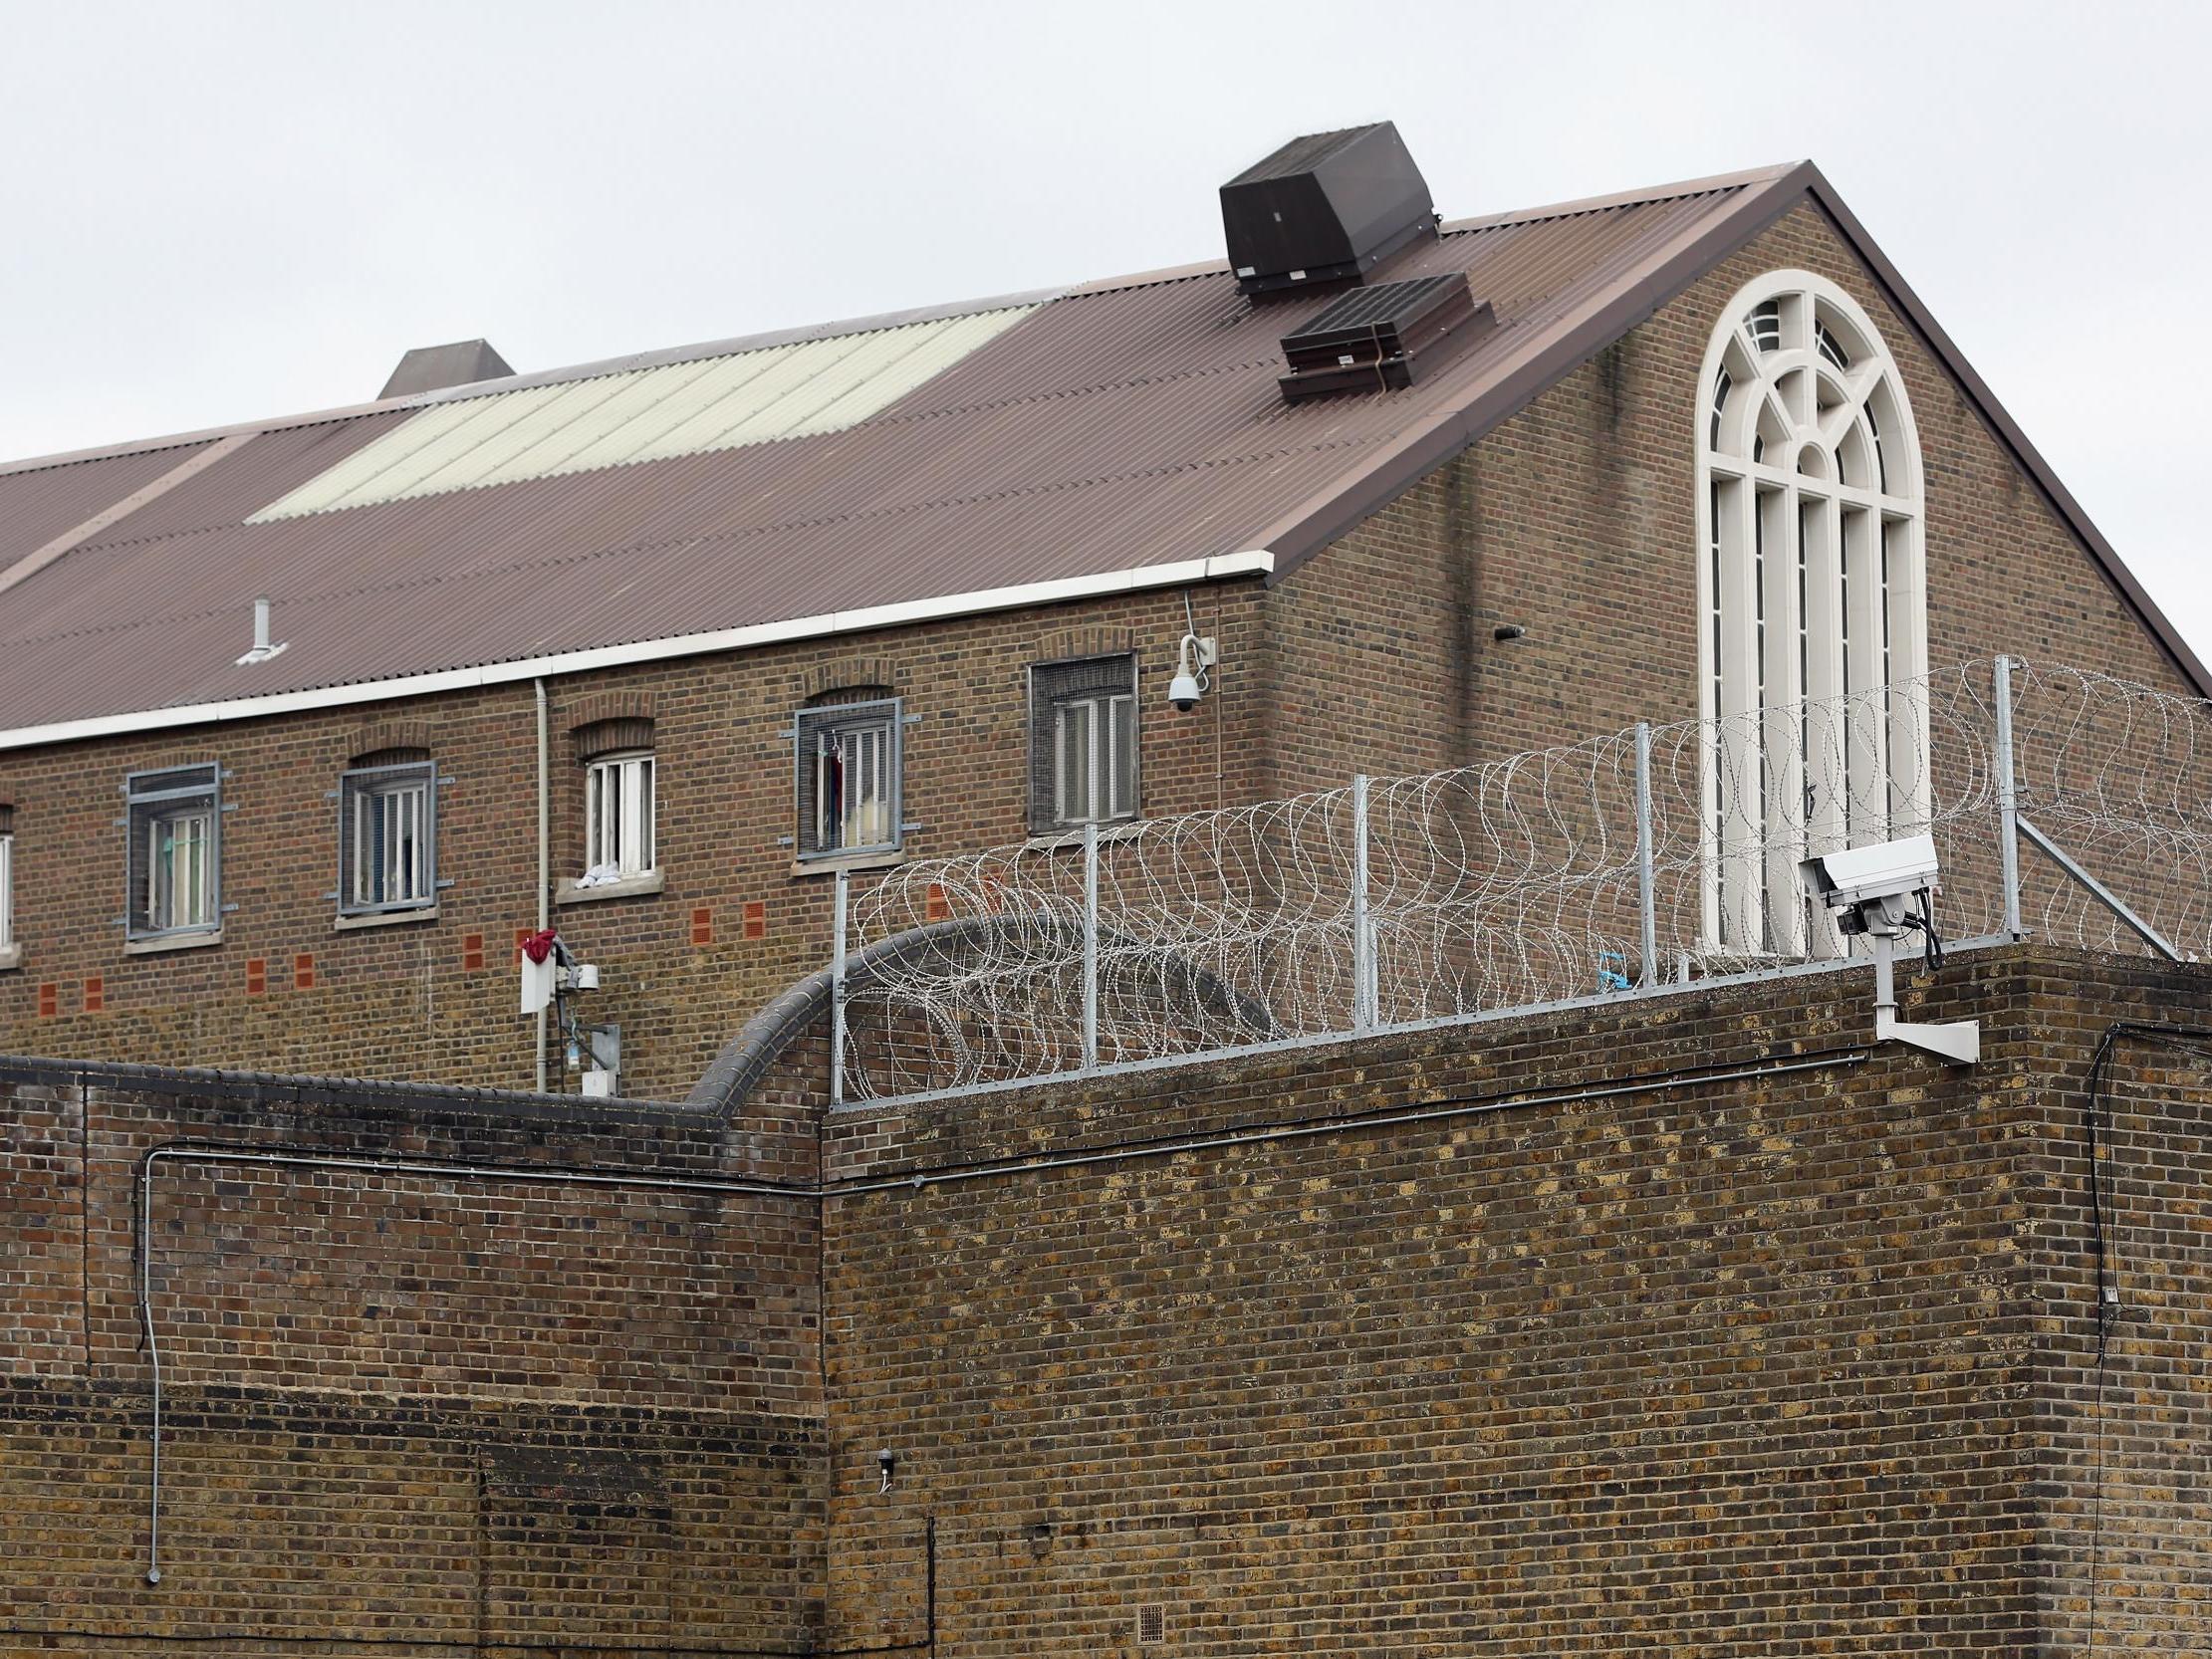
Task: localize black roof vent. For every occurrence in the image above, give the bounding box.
[378,339,515,399]
[1277,274,1495,402]
[1221,122,1436,300]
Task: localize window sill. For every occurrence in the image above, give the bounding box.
[124,929,223,956]
[333,904,440,932]
[556,870,665,905]
[791,848,904,878]
[0,943,19,974]
[1022,818,1145,852]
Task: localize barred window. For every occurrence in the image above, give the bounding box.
[1030,656,1137,831]
[338,761,435,913]
[584,751,656,879]
[0,826,13,950]
[795,699,901,859]
[126,765,220,938]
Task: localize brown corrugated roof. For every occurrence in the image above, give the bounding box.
[0,159,2196,744]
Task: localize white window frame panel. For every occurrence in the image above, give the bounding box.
[1030,655,1140,833]
[795,699,902,859]
[124,764,222,940]
[0,832,12,950]
[338,761,437,915]
[585,750,657,878]
[1052,694,1137,828]
[1694,270,1928,962]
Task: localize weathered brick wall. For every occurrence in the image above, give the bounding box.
[0,581,1269,1100]
[0,1063,826,1655]
[4,948,2208,1653]
[818,947,2212,1656]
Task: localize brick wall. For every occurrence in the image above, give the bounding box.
[0,582,1269,1101]
[0,1064,825,1653]
[3,946,2209,1653]
[816,946,2212,1655]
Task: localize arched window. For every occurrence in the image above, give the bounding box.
[1695,271,1928,960]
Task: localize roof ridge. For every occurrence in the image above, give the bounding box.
[0,165,1807,479]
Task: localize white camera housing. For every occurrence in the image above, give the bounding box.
[1800,832,1940,937]
[1799,832,1976,1066]
[1167,632,1218,713]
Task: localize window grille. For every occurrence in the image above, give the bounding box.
[1029,655,1138,831]
[338,761,435,913]
[125,764,220,938]
[584,751,656,878]
[795,700,901,859]
[0,831,12,949]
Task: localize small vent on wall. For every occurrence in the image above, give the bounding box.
[1278,273,1495,402]
[1137,1603,1166,1644]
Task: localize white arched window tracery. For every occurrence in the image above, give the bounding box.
[1695,270,1930,960]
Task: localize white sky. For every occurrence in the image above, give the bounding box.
[2,1,2205,659]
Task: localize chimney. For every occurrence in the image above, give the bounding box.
[378,339,515,399]
[1219,122,1436,300]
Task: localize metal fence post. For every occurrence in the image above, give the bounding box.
[1634,721,1658,988]
[1352,774,1374,1033]
[830,867,849,1105]
[1993,654,2023,938]
[1082,823,1100,1071]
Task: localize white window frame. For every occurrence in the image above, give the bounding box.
[795,699,902,860]
[125,764,221,940]
[1031,657,1139,830]
[338,760,437,915]
[0,831,12,951]
[1695,270,1928,962]
[584,750,657,879]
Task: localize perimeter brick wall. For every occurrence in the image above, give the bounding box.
[2,946,2208,1653]
[0,1064,825,1653]
[815,945,2212,1655]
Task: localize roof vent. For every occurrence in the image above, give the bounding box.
[1277,274,1494,402]
[378,339,515,399]
[1220,122,1436,300]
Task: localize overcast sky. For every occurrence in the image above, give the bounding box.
[2,2,2205,658]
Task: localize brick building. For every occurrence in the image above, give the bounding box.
[4,126,2211,1652]
[1,126,2201,1099]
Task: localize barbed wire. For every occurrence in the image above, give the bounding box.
[839,659,2212,1100]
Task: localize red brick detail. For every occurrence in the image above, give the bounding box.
[293,953,316,992]
[462,932,485,973]
[81,977,104,1015]
[743,901,766,941]
[691,907,715,948]
[515,927,533,961]
[926,883,949,923]
[35,983,56,1019]
[246,958,267,996]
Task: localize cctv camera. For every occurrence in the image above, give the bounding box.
[1168,632,1217,713]
[1800,832,1941,936]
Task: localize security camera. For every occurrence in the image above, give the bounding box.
[1801,832,1977,1066]
[1168,632,1217,712]
[1799,832,1940,937]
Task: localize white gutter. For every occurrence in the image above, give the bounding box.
[0,552,1276,753]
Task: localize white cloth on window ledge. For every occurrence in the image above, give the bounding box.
[576,862,623,888]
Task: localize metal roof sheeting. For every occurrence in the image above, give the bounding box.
[34,160,2163,742]
[249,306,1037,520]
